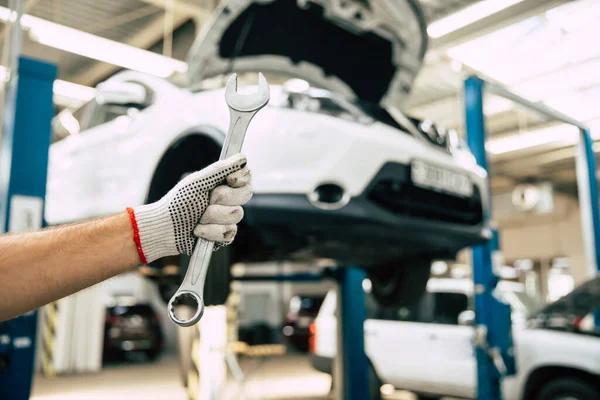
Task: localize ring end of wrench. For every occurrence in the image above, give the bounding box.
[168,291,205,327]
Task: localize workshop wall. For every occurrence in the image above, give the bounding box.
[499,193,589,284]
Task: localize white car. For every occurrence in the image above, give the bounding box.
[46,0,489,308]
[310,277,600,400]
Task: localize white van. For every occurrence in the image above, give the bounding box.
[310,277,600,400]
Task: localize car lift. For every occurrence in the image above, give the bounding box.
[0,2,57,398]
[464,76,600,399]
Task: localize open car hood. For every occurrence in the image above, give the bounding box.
[185,0,428,107]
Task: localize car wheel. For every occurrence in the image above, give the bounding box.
[536,378,600,400]
[366,257,431,307]
[176,305,196,387]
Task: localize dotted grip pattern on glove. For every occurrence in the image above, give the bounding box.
[130,156,246,264]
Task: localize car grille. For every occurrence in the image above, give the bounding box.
[367,164,483,226]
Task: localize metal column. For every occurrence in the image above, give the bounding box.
[0,57,57,399]
[233,266,370,400]
[333,267,369,400]
[465,77,511,400]
[464,75,600,398]
[576,128,600,327]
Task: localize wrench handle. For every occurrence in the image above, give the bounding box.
[167,109,258,327]
[220,109,258,158]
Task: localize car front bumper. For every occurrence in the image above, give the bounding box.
[240,164,490,266]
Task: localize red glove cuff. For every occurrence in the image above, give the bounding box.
[126,207,148,264]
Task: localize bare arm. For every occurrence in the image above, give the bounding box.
[0,213,139,321]
[0,154,252,322]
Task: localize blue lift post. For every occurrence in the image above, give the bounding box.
[233,266,369,400]
[464,76,600,399]
[0,57,57,399]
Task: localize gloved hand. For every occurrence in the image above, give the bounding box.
[126,154,252,264]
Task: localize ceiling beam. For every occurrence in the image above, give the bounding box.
[136,0,212,25]
[69,11,190,86]
[429,0,570,52]
[492,146,580,177]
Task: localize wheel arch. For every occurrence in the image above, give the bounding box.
[144,125,225,204]
[522,364,600,400]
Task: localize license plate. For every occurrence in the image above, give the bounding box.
[411,160,473,197]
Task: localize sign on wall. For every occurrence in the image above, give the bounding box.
[8,195,43,233]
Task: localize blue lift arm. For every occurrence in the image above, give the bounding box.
[233,266,369,400]
[465,77,515,400]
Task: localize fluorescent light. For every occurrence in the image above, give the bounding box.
[0,65,95,106]
[0,6,188,78]
[428,0,524,38]
[486,119,600,155]
[53,80,95,103]
[486,125,579,155]
[484,96,513,115]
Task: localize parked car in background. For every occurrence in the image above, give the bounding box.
[283,294,325,352]
[311,277,600,400]
[528,276,599,336]
[103,303,164,362]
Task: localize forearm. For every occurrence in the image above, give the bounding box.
[0,212,139,321]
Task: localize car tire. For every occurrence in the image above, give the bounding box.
[536,378,600,400]
[176,305,196,387]
[366,257,431,307]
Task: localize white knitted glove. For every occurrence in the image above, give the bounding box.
[126,154,252,264]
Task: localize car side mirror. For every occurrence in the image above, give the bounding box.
[458,310,475,326]
[95,81,148,107]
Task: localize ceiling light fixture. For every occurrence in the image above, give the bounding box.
[0,64,95,107]
[0,6,188,78]
[428,0,525,39]
[53,80,96,107]
[486,119,600,155]
[486,125,579,155]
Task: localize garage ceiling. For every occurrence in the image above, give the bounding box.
[0,0,478,86]
[404,0,600,195]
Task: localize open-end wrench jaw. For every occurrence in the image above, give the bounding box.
[225,72,270,112]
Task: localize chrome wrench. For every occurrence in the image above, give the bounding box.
[167,73,270,327]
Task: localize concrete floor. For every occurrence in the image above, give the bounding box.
[31,354,419,400]
[31,355,188,400]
